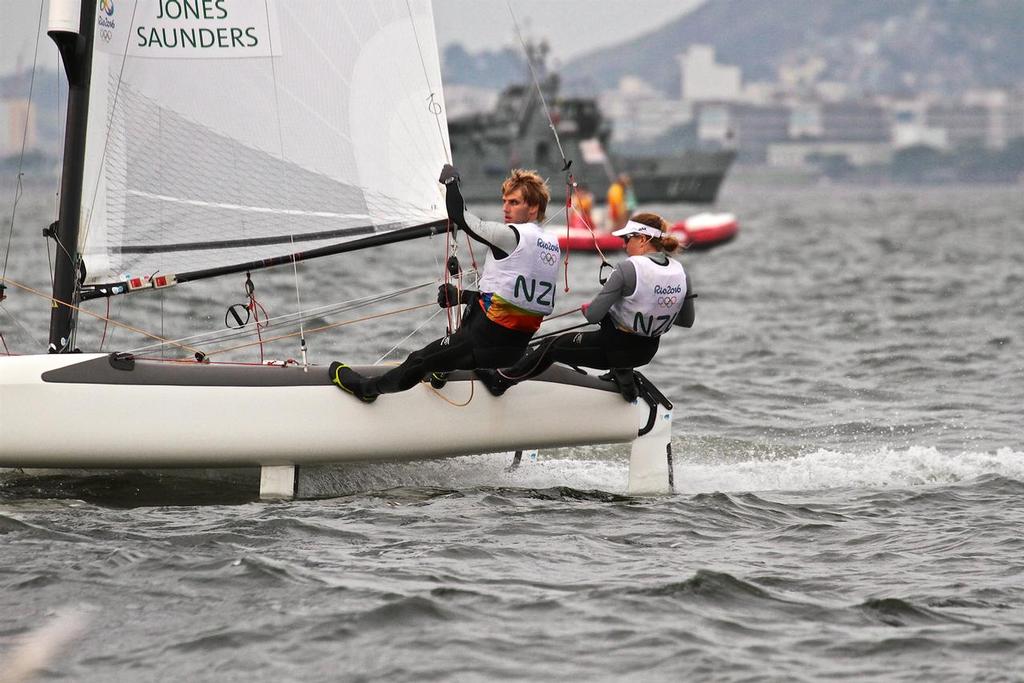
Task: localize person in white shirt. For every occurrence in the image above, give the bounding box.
[330,164,559,403]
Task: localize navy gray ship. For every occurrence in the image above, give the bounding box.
[448,48,735,205]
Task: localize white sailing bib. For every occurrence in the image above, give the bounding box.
[477,222,560,316]
[609,255,686,337]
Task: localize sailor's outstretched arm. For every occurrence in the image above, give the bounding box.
[441,165,517,258]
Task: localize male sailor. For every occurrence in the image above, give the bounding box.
[329,165,560,402]
[475,212,694,402]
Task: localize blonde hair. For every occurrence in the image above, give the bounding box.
[631,212,681,253]
[502,169,550,222]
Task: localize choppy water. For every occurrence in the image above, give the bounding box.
[2,178,1023,680]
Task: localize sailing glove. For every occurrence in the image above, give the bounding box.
[438,164,461,185]
[437,283,470,308]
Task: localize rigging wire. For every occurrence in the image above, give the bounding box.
[200,301,437,359]
[403,0,466,339]
[0,304,45,351]
[505,3,569,168]
[1,1,46,287]
[260,1,310,368]
[0,276,202,355]
[374,305,445,365]
[405,0,452,165]
[129,280,439,354]
[288,237,309,369]
[504,3,614,290]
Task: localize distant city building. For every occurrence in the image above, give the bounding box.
[962,90,1015,149]
[887,99,946,149]
[789,103,823,138]
[678,45,741,103]
[698,102,788,162]
[767,141,892,169]
[777,56,827,93]
[820,102,889,143]
[893,122,949,150]
[813,81,850,104]
[926,103,992,150]
[599,77,690,143]
[1006,89,1024,142]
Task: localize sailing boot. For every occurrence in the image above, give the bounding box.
[603,368,639,403]
[329,362,379,404]
[474,368,514,397]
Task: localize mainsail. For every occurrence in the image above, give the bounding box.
[79,0,450,288]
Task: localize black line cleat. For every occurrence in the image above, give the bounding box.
[329,362,378,404]
[428,371,448,389]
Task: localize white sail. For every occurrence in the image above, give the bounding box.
[80,0,450,285]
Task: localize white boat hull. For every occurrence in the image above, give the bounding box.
[0,354,649,469]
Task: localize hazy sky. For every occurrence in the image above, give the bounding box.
[1,1,701,76]
[432,0,701,65]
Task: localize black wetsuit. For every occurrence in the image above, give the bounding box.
[365,299,532,394]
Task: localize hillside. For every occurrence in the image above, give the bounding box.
[446,1,1024,97]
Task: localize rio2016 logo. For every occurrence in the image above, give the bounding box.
[97,0,115,42]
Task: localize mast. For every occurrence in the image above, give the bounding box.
[47,0,94,353]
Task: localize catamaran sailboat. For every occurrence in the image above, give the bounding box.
[0,0,675,499]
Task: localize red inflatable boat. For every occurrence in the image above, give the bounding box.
[552,212,738,253]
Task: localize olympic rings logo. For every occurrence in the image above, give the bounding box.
[657,296,678,307]
[99,29,113,43]
[540,252,557,266]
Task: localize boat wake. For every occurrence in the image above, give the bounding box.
[675,445,1024,494]
[4,445,1020,505]
[302,444,1024,498]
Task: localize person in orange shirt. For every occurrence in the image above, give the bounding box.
[606,174,628,231]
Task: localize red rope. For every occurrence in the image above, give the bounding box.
[564,177,613,287]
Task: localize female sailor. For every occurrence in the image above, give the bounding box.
[475,212,694,402]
